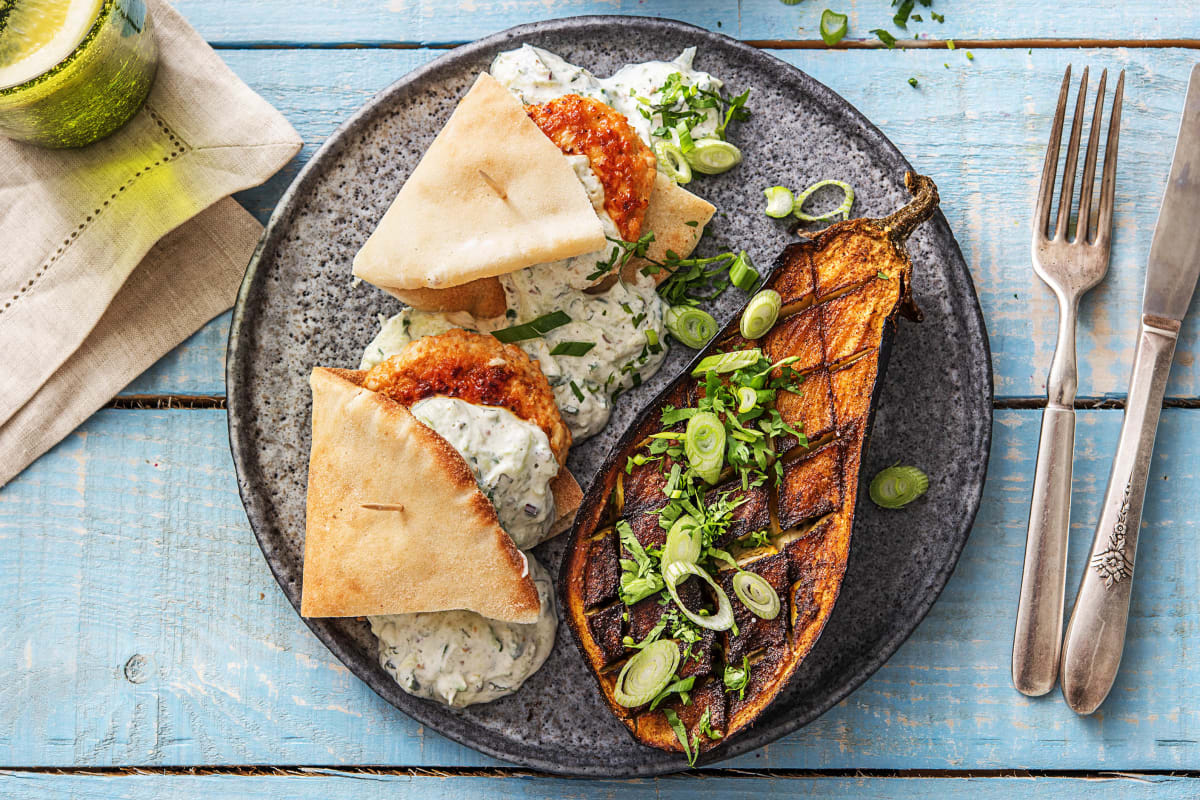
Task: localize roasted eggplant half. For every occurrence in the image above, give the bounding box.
[561,173,939,761]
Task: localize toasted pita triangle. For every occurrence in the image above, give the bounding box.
[386,174,718,314]
[352,72,606,292]
[301,368,541,622]
[318,367,583,530]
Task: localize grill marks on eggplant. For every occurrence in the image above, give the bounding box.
[561,174,939,760]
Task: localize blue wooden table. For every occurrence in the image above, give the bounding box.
[4,2,1200,796]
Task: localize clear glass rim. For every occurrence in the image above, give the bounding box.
[0,0,120,94]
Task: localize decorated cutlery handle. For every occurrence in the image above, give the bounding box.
[1060,317,1177,714]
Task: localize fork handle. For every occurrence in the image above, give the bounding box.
[1060,317,1177,714]
[1012,403,1076,695]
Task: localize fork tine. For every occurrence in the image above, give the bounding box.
[1054,66,1090,241]
[1076,69,1108,244]
[1035,65,1072,240]
[1095,70,1125,251]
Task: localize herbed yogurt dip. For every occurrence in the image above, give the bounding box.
[369,556,557,708]
[411,396,559,550]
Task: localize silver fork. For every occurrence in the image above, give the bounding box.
[1012,65,1125,697]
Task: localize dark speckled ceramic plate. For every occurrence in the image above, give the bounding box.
[226,16,992,777]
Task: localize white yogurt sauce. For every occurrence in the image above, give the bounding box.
[489,44,724,148]
[369,556,557,707]
[411,396,559,550]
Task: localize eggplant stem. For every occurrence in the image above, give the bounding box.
[880,172,939,241]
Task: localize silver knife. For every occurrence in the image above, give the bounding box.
[1060,63,1200,714]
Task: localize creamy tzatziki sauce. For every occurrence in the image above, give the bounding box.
[410,396,559,550]
[490,44,724,149]
[369,556,557,707]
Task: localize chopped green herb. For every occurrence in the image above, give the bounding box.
[877,270,891,279]
[492,311,571,343]
[871,28,897,48]
[966,51,974,61]
[946,38,956,50]
[589,231,656,282]
[662,708,697,767]
[910,13,923,22]
[893,0,915,28]
[649,675,695,710]
[685,220,699,227]
[908,77,919,88]
[698,708,723,740]
[931,11,944,22]
[549,341,596,357]
[569,380,585,403]
[723,655,751,700]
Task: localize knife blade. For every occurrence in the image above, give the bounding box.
[1143,64,1200,322]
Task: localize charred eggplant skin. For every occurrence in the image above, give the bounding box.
[560,173,940,761]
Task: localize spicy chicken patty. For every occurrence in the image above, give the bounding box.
[526,95,657,242]
[362,329,572,465]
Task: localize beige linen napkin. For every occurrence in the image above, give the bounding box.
[0,0,302,487]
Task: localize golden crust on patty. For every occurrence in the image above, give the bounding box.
[526,95,657,242]
[362,329,572,465]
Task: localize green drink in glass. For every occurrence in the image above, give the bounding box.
[0,0,158,148]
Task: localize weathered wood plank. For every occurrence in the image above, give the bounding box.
[0,772,1196,799]
[125,46,1200,399]
[1,407,1198,769]
[172,0,1200,46]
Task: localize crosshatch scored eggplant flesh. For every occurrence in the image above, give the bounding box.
[561,173,941,758]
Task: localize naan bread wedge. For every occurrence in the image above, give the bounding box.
[301,367,541,623]
[352,72,606,293]
[386,175,718,315]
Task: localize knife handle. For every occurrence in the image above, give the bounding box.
[1012,404,1075,696]
[1060,316,1178,714]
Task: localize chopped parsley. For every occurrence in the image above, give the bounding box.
[723,655,751,700]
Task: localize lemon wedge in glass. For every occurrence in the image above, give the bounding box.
[0,0,104,88]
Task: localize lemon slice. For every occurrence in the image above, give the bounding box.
[0,0,103,88]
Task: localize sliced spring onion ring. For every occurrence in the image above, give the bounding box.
[613,639,680,707]
[663,514,702,566]
[820,9,849,46]
[492,310,571,343]
[732,571,781,620]
[686,139,743,175]
[869,465,930,509]
[793,179,855,223]
[655,141,693,185]
[666,306,717,349]
[663,561,735,631]
[691,348,762,377]
[763,186,794,218]
[739,289,782,339]
[685,411,726,485]
[736,386,758,414]
[728,250,759,291]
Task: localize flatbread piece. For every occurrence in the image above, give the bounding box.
[301,367,541,623]
[352,72,606,292]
